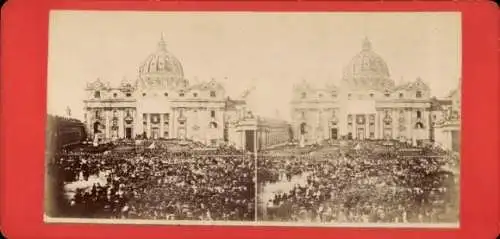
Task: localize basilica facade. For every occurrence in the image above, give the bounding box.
[83,35,291,150]
[83,36,235,146]
[291,38,433,145]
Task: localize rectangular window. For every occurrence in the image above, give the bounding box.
[370,132,375,138]
[210,91,216,97]
[211,110,216,118]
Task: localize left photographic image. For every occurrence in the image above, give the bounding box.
[44,11,257,224]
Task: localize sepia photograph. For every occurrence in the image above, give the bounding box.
[45,11,461,227]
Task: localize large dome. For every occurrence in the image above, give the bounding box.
[139,35,184,80]
[342,38,394,91]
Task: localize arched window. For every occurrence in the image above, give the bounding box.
[416,91,422,98]
[210,122,218,129]
[416,110,422,118]
[399,93,404,98]
[369,93,374,98]
[94,91,101,98]
[415,122,424,129]
[142,93,146,97]
[93,121,100,134]
[300,122,307,135]
[126,92,132,97]
[164,92,168,97]
[113,93,118,98]
[179,91,185,97]
[193,92,198,97]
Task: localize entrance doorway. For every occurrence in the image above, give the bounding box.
[151,128,160,139]
[93,121,101,134]
[356,128,365,140]
[330,128,338,140]
[177,127,186,139]
[245,130,255,152]
[125,128,132,139]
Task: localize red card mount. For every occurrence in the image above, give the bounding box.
[0,0,498,239]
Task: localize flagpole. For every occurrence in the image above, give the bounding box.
[254,128,258,221]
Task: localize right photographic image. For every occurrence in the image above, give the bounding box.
[254,12,461,226]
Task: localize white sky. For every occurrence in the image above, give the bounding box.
[47,11,461,121]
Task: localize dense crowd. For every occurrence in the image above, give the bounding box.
[48,141,255,221]
[258,140,459,223]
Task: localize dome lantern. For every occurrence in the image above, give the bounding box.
[362,37,372,51]
[158,33,167,52]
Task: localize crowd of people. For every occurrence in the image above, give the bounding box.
[47,140,255,221]
[47,136,460,224]
[258,140,459,223]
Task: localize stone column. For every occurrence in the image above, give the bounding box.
[241,129,245,151]
[160,113,164,139]
[171,109,176,139]
[254,129,258,153]
[365,114,369,139]
[392,109,398,140]
[118,110,124,139]
[423,108,430,140]
[147,114,152,138]
[136,111,143,139]
[105,110,110,140]
[376,110,380,139]
[85,109,92,139]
